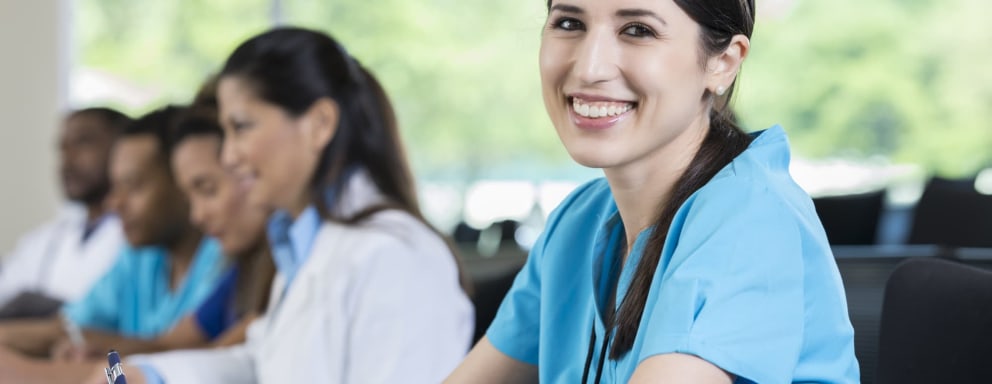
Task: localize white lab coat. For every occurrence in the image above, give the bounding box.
[132,172,474,383]
[0,204,124,307]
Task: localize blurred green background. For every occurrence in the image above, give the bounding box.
[71,0,992,228]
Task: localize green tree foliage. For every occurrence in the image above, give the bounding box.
[283,0,568,181]
[76,0,992,180]
[77,0,270,103]
[738,0,992,176]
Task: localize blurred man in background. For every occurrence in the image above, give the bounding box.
[0,106,224,360]
[0,108,130,319]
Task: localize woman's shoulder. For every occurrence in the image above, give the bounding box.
[693,126,812,215]
[709,126,792,183]
[317,209,451,264]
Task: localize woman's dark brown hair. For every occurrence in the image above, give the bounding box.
[218,27,470,293]
[167,84,276,318]
[546,0,757,359]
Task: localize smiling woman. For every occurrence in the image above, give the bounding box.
[446,1,860,383]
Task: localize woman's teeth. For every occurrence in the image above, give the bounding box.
[572,98,634,118]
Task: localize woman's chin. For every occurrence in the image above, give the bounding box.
[245,189,276,213]
[564,148,624,170]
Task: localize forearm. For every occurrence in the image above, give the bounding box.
[208,313,257,348]
[81,330,169,356]
[82,316,212,356]
[445,337,538,384]
[128,345,256,384]
[0,346,102,384]
[0,318,63,357]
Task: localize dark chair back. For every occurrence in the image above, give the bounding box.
[836,250,915,384]
[464,253,526,343]
[453,221,481,244]
[813,190,886,245]
[876,257,992,384]
[908,176,992,247]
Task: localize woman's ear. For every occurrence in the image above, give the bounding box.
[706,35,751,95]
[302,97,340,153]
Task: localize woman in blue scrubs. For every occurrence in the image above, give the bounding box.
[447,0,860,383]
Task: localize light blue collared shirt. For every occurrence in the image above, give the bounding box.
[141,207,324,384]
[141,207,323,384]
[267,205,321,292]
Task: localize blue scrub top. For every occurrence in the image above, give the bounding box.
[192,266,240,340]
[487,126,860,383]
[63,238,224,338]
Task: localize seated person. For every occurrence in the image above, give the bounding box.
[0,108,130,319]
[0,99,275,384]
[106,28,474,384]
[0,106,225,359]
[54,101,276,360]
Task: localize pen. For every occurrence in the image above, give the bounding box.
[105,350,127,384]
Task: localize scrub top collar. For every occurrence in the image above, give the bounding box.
[592,211,653,328]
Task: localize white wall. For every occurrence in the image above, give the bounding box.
[0,1,68,252]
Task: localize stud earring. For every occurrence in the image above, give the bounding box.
[715,86,727,96]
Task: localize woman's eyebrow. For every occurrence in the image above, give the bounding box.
[550,3,584,15]
[616,8,668,26]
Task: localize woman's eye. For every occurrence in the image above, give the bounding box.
[193,181,218,197]
[232,121,252,131]
[622,24,656,38]
[226,117,253,132]
[552,17,584,31]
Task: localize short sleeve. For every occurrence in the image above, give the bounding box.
[62,248,129,332]
[484,228,545,365]
[486,179,603,366]
[193,267,239,340]
[638,182,805,384]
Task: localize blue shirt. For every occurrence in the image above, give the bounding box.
[267,206,321,292]
[193,266,240,340]
[487,126,860,383]
[63,238,224,338]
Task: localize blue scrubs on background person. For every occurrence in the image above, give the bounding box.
[190,206,318,341]
[62,238,224,338]
[487,126,860,384]
[191,267,240,340]
[131,169,473,384]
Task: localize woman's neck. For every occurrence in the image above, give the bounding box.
[604,115,709,262]
[286,190,314,220]
[165,225,204,291]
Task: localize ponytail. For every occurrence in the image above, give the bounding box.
[610,99,751,359]
[221,28,472,294]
